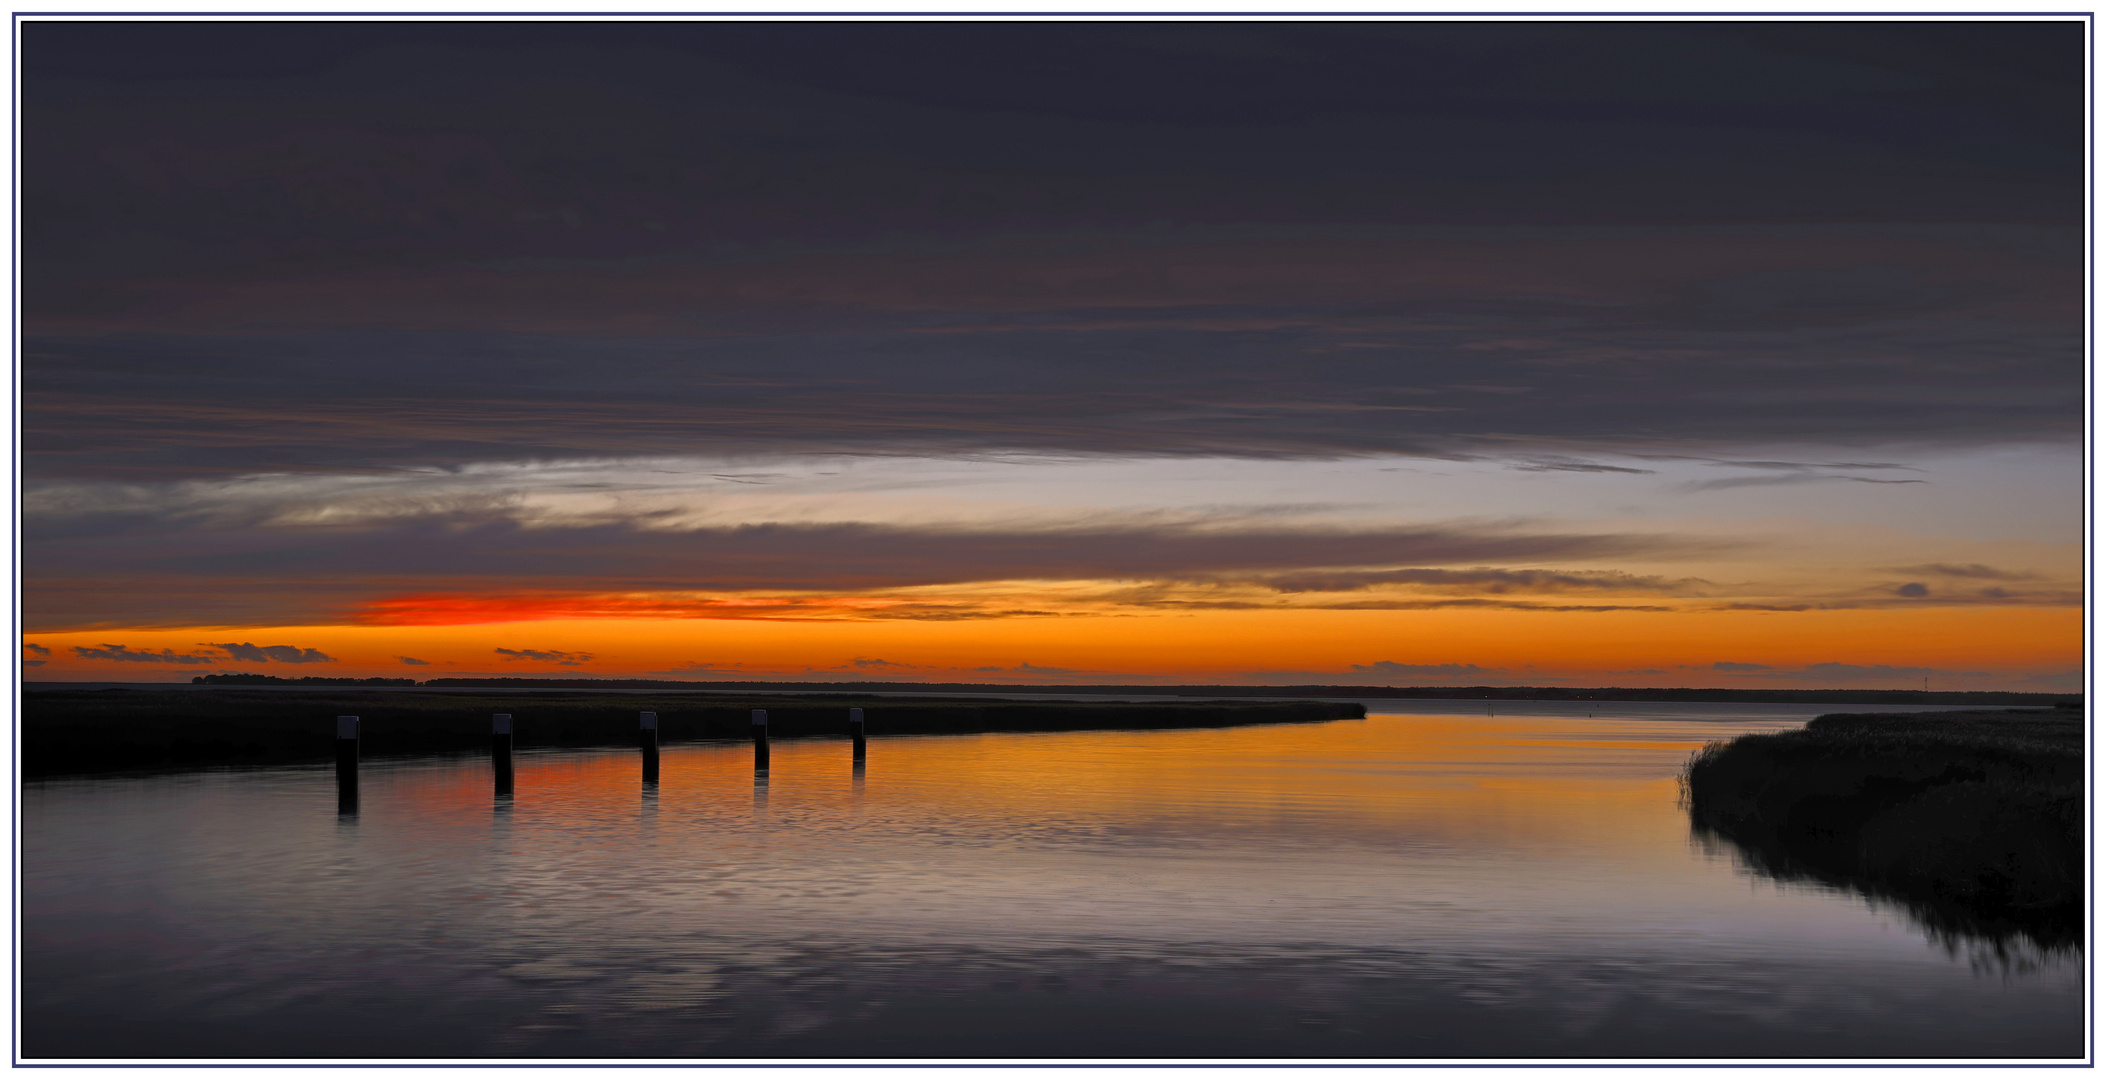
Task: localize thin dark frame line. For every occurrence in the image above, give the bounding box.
[5,9,2099,14]
[8,9,2094,1068]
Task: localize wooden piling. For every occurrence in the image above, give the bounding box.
[335,715,359,812]
[640,711,660,783]
[492,714,514,795]
[850,707,866,760]
[752,708,770,770]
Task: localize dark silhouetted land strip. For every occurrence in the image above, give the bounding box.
[24,688,1364,778]
[336,677,2087,705]
[175,674,2082,705]
[1683,707,2082,949]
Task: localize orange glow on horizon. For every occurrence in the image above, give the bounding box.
[22,602,2082,691]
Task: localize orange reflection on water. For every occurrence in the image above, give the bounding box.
[383,714,1756,876]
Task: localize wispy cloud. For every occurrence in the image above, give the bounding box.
[1680,458,1930,493]
[71,643,216,665]
[1683,474,1929,492]
[23,513,1729,630]
[1257,567,1710,596]
[974,662,1082,676]
[1351,660,1506,679]
[647,662,753,677]
[1891,563,2038,581]
[1510,457,1655,475]
[1691,660,1994,685]
[202,641,336,664]
[495,647,594,666]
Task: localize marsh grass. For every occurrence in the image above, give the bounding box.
[1683,709,2082,950]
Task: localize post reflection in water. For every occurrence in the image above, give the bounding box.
[19,708,2086,1060]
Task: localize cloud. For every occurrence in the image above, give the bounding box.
[495,647,595,666]
[1258,567,1709,596]
[1350,660,1506,679]
[971,662,1081,676]
[1793,662,1939,681]
[1892,582,1929,598]
[26,275,2077,485]
[838,657,920,671]
[1242,662,1549,685]
[18,24,2079,488]
[1510,457,1655,475]
[2002,669,2084,690]
[12,25,2082,666]
[1708,459,1920,472]
[24,643,51,656]
[1149,597,1678,614]
[22,515,1727,630]
[71,643,216,664]
[1677,457,1938,493]
[647,662,751,677]
[1683,474,1929,492]
[203,641,336,664]
[396,655,431,665]
[1892,563,2036,581]
[1694,660,1994,684]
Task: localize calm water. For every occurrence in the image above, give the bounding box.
[21,702,2085,1060]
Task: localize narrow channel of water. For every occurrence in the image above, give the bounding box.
[21,703,2083,1059]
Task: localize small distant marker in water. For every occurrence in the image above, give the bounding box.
[492,714,514,795]
[640,711,660,783]
[850,707,866,761]
[753,709,770,770]
[336,716,360,813]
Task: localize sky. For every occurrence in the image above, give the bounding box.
[18,19,2085,690]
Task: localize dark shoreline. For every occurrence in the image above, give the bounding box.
[22,687,1364,779]
[1682,708,2083,950]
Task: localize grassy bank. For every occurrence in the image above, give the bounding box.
[23,688,1364,778]
[1683,708,2082,948]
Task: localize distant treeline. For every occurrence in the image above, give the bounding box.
[27,687,1363,777]
[305,676,2076,706]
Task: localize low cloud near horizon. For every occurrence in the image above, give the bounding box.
[496,647,594,667]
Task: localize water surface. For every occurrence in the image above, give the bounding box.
[22,702,2084,1060]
